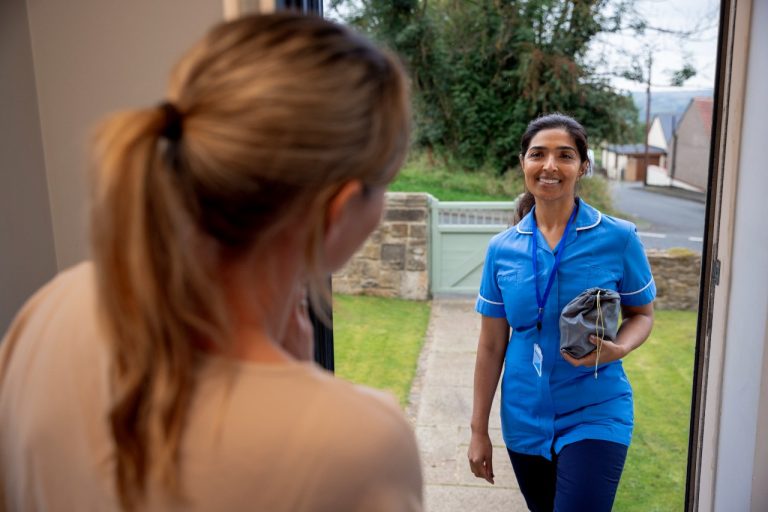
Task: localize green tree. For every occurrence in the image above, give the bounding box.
[331,0,639,172]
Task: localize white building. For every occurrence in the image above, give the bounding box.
[647,112,678,169]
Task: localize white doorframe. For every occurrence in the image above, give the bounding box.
[689,0,768,509]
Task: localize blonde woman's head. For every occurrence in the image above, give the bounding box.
[89,13,409,509]
[165,13,408,249]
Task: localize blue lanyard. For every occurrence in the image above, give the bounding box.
[531,202,579,331]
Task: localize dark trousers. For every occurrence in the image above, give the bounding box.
[507,439,628,512]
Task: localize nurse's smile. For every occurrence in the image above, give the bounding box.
[520,127,586,207]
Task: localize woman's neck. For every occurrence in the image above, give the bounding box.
[215,236,307,365]
[534,197,577,231]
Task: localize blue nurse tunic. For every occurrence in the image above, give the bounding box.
[475,199,656,460]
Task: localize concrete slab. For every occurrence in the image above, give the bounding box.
[424,351,477,388]
[411,297,526,511]
[428,301,481,353]
[424,484,528,512]
[415,385,501,429]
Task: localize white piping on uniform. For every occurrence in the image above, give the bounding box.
[516,211,601,234]
[478,294,504,305]
[619,277,655,296]
[576,211,602,231]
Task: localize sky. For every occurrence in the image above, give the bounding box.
[587,0,721,92]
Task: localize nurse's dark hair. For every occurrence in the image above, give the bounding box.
[513,113,589,223]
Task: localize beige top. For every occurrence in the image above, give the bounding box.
[0,263,423,511]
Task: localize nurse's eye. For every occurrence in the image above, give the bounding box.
[560,153,575,160]
[527,151,543,158]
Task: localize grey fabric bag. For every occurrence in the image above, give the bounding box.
[559,288,621,359]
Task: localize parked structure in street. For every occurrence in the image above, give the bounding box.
[601,143,665,182]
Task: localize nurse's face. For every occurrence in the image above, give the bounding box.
[519,128,587,205]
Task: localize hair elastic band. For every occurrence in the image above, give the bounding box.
[159,102,183,142]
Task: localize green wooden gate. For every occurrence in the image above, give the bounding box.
[429,200,516,295]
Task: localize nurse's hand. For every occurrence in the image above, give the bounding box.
[560,335,628,367]
[468,432,495,484]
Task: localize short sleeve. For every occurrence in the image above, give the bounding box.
[618,226,656,306]
[475,238,506,317]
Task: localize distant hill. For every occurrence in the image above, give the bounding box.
[632,89,713,121]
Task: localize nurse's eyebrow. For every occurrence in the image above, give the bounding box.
[528,145,578,151]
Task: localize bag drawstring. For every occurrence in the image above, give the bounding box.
[594,290,604,379]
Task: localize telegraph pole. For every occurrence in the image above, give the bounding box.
[643,50,652,186]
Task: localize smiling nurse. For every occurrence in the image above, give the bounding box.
[467,113,655,512]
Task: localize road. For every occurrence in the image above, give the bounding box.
[610,181,706,252]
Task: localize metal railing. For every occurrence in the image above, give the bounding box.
[434,201,517,227]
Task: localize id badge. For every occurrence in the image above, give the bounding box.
[532,343,543,377]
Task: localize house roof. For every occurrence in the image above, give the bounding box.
[693,97,714,134]
[653,113,679,144]
[605,143,666,156]
[679,96,714,135]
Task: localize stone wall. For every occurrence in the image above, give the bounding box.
[333,193,702,310]
[647,249,702,310]
[332,193,431,300]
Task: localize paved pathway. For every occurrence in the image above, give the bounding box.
[409,298,527,511]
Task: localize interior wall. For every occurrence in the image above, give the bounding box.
[713,0,768,508]
[0,0,58,332]
[753,313,768,511]
[25,0,223,269]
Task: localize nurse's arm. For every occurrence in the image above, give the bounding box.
[468,316,509,484]
[562,302,654,367]
[470,315,509,432]
[614,302,655,356]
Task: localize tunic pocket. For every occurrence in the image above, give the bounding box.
[499,267,537,330]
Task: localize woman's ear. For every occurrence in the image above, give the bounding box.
[322,180,383,272]
[325,180,364,235]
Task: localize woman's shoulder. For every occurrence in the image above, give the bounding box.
[286,368,419,466]
[1,261,100,371]
[202,359,416,444]
[304,374,423,506]
[193,363,423,509]
[5,261,96,324]
[304,367,413,435]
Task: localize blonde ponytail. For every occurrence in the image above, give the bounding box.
[90,107,228,509]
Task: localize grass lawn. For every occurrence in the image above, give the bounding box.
[615,310,697,511]
[389,152,622,216]
[332,294,431,408]
[332,293,695,510]
[388,153,522,201]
